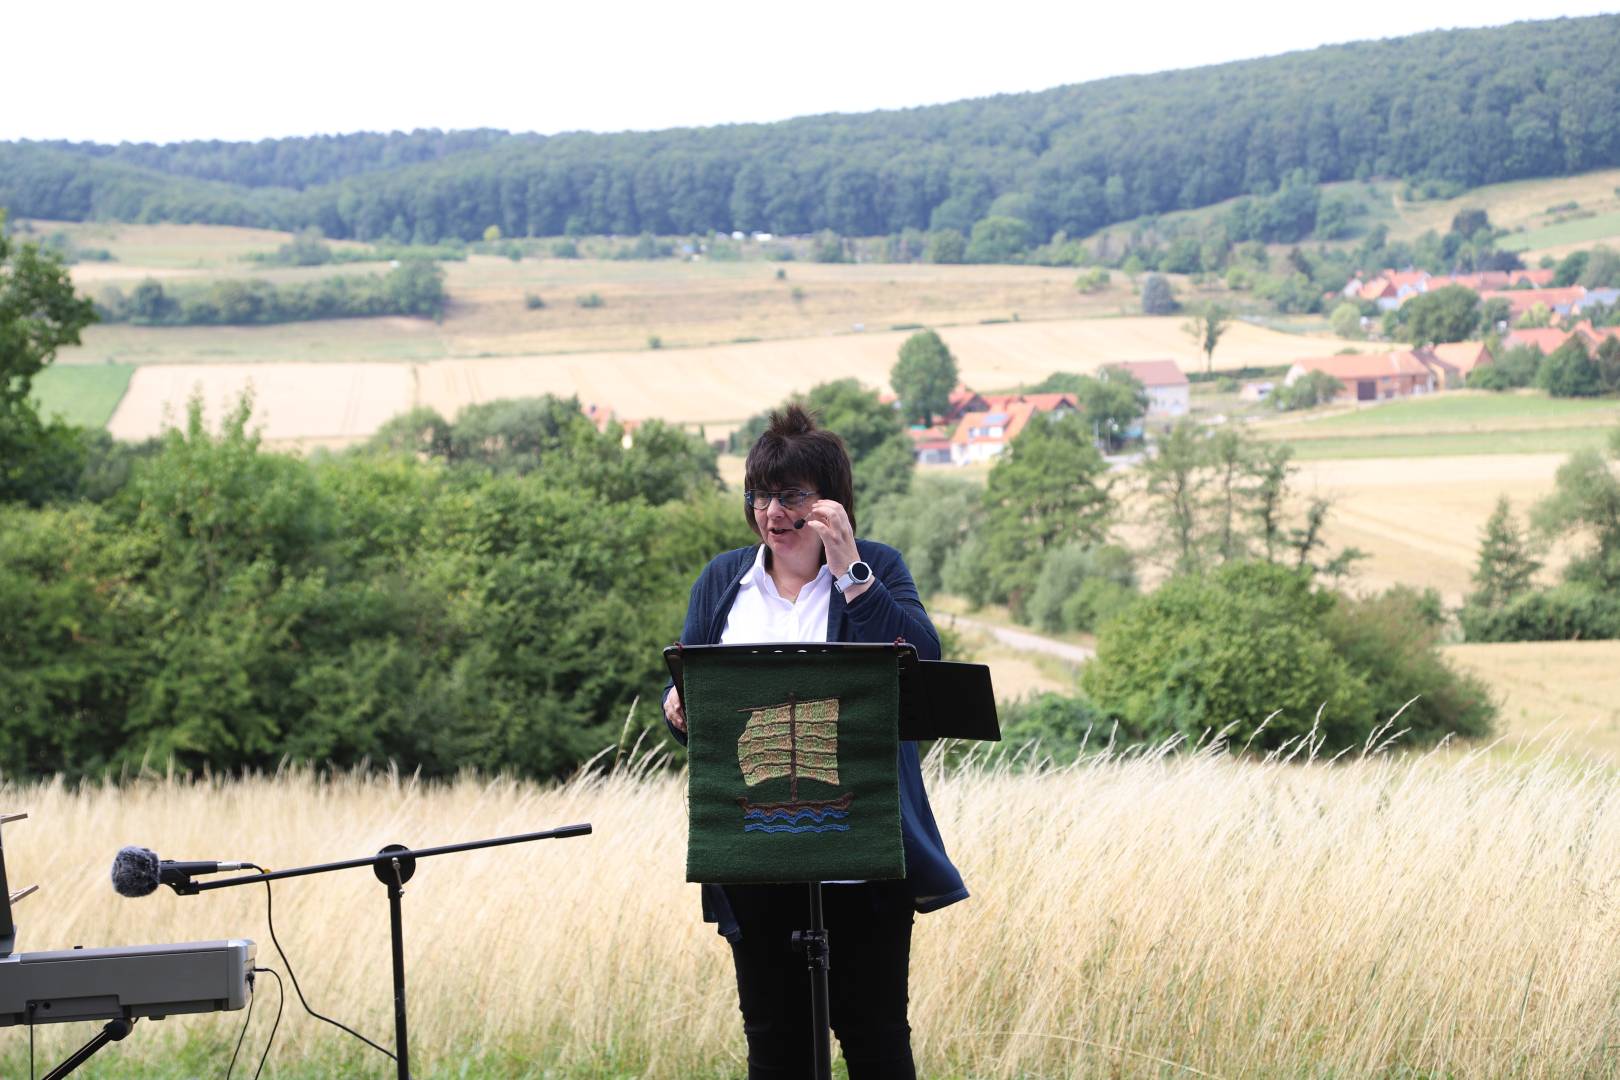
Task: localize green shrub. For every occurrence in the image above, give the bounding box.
[1025,543,1137,634]
[1460,582,1620,642]
[576,292,604,309]
[1082,562,1493,752]
[524,292,546,310]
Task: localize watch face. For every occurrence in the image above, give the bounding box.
[851,561,872,581]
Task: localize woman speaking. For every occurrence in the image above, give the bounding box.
[663,405,966,1079]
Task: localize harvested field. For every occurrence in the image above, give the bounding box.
[106,362,416,444]
[101,315,1362,443]
[1444,641,1620,764]
[1293,454,1568,604]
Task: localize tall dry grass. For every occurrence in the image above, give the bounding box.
[4,735,1620,1078]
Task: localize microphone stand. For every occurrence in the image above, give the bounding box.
[176,823,592,1080]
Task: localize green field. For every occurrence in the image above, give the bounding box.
[30,363,136,427]
[1277,426,1616,460]
[1499,209,1620,252]
[1284,392,1620,433]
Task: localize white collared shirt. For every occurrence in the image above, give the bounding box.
[720,545,832,646]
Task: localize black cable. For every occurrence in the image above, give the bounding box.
[259,877,396,1061]
[28,1002,34,1080]
[224,970,258,1080]
[250,967,283,1080]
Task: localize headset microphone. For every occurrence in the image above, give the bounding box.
[793,518,807,529]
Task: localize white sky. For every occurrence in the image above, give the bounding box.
[7,1,1617,145]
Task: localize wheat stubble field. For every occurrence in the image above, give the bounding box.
[5,740,1620,1079]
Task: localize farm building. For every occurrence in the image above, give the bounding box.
[1285,352,1436,402]
[1413,341,1492,388]
[1103,360,1189,419]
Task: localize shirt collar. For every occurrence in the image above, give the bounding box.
[745,544,831,600]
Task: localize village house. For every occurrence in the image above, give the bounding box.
[1103,360,1190,419]
[1500,326,1573,353]
[1479,286,1589,323]
[1285,352,1436,403]
[907,425,955,466]
[1413,341,1492,388]
[949,401,1039,465]
[943,393,1078,465]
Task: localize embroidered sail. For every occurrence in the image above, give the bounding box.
[735,693,854,832]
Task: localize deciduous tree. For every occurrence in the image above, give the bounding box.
[890,330,958,425]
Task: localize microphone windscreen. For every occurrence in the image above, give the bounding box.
[111,845,161,897]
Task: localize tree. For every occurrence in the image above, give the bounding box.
[1077,369,1148,451]
[1535,336,1600,397]
[1182,303,1231,374]
[1400,284,1480,344]
[1140,274,1177,315]
[1463,496,1542,612]
[1330,301,1364,340]
[890,330,958,425]
[1275,370,1343,410]
[1532,430,1620,592]
[964,216,1032,263]
[0,211,98,505]
[1141,420,1209,573]
[1597,337,1620,395]
[1081,562,1372,749]
[863,475,983,597]
[925,230,965,264]
[978,412,1111,614]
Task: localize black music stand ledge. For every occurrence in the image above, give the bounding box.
[178,823,592,1080]
[667,642,1000,1080]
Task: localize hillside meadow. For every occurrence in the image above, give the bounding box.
[5,730,1620,1079]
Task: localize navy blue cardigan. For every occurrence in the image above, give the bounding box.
[664,540,969,939]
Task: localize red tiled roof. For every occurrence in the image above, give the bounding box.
[1289,351,1430,380]
[1107,359,1189,388]
[1424,341,1492,374]
[951,401,1038,445]
[1502,327,1572,353]
[979,392,1078,413]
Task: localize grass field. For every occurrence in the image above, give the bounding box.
[1253,391,1620,461]
[6,738,1620,1078]
[1277,427,1617,461]
[29,363,136,428]
[1499,209,1620,253]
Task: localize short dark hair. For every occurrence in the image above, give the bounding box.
[742,404,857,537]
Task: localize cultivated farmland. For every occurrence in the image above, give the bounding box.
[103,314,1361,445]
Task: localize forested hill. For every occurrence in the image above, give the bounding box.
[5,15,1618,245]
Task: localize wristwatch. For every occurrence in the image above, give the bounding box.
[834,560,873,594]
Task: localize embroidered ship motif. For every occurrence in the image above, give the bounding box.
[735,693,854,833]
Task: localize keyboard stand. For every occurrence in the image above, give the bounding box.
[40,1017,138,1080]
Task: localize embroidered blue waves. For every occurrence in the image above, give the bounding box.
[742,806,851,833]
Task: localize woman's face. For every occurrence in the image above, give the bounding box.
[752,480,820,564]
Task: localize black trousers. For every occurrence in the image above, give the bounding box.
[725,881,917,1080]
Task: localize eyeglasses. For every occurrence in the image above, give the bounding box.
[744,489,817,511]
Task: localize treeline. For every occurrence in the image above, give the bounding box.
[97,260,447,325]
[1,394,744,779]
[3,16,1617,244]
[1459,432,1620,642]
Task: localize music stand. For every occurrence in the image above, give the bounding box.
[667,643,998,1080]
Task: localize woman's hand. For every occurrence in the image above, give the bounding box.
[804,499,871,601]
[664,687,686,733]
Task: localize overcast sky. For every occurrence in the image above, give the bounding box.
[8,1,1617,145]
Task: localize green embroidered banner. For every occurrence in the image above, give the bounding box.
[684,647,905,884]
